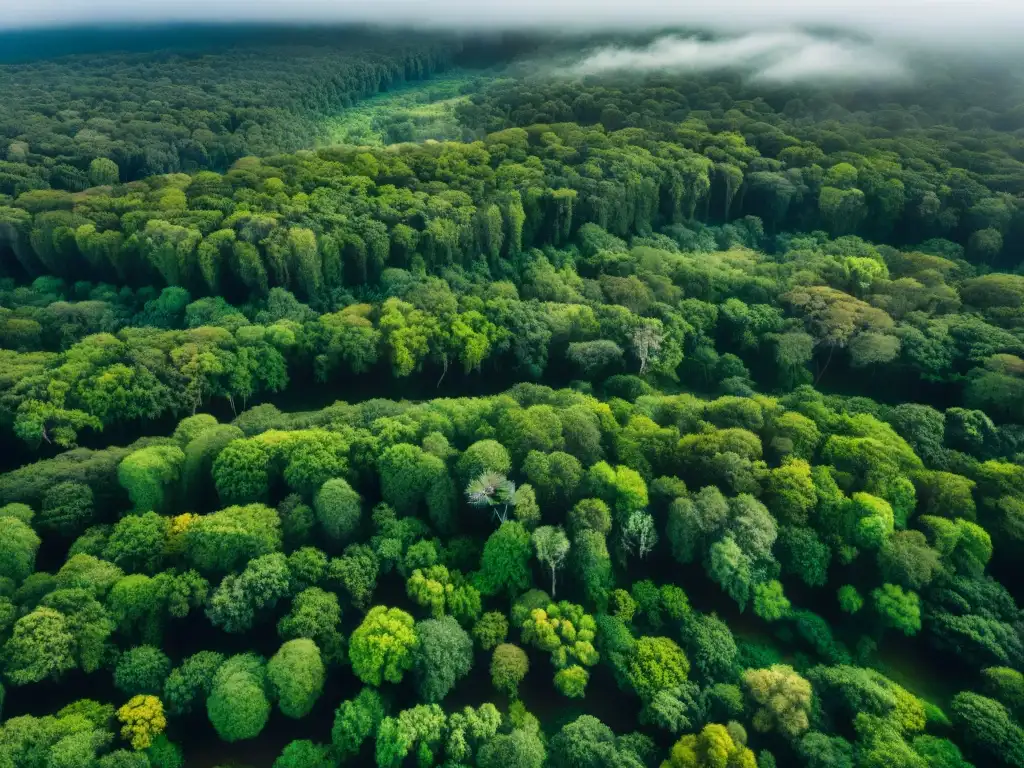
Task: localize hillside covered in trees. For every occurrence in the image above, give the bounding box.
[0,24,1023,768]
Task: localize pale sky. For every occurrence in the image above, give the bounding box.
[2,0,1023,52]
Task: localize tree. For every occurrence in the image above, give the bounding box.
[708,536,754,610]
[554,665,590,699]
[184,504,281,576]
[330,543,379,611]
[273,740,332,768]
[777,526,830,588]
[982,667,1024,721]
[753,581,791,622]
[3,607,75,684]
[375,702,447,767]
[413,617,473,702]
[163,651,225,715]
[89,157,120,186]
[621,511,658,559]
[548,714,635,768]
[206,552,291,633]
[114,645,172,696]
[566,340,625,378]
[118,445,184,514]
[146,734,184,768]
[377,443,449,518]
[743,665,812,738]
[333,687,387,758]
[878,531,942,590]
[466,472,517,524]
[477,728,546,768]
[277,587,345,664]
[104,512,169,574]
[682,612,738,682]
[798,732,854,768]
[0,516,41,584]
[38,481,94,537]
[313,478,362,543]
[872,584,921,636]
[765,460,816,526]
[456,440,512,486]
[473,611,509,651]
[491,643,529,696]
[572,529,613,610]
[268,638,325,719]
[476,521,533,598]
[950,692,1024,767]
[213,439,271,504]
[522,451,583,510]
[117,695,166,750]
[349,606,418,686]
[667,487,729,565]
[39,588,113,674]
[570,499,613,536]
[207,654,271,742]
[445,703,502,763]
[665,723,757,768]
[532,526,570,596]
[627,636,690,701]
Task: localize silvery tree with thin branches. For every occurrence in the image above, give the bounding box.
[465,471,517,524]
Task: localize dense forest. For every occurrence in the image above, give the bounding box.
[0,24,1023,768]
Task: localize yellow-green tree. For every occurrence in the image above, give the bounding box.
[117,695,166,749]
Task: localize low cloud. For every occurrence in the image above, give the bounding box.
[573,32,910,85]
[1,0,1023,59]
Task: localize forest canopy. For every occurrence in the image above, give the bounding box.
[0,21,1022,768]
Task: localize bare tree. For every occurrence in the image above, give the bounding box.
[532,525,570,597]
[632,322,663,376]
[622,511,658,559]
[466,471,517,524]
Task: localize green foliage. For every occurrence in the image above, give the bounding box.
[273,740,332,768]
[118,446,184,514]
[184,504,281,575]
[3,606,75,684]
[277,587,344,663]
[314,478,362,543]
[743,665,813,737]
[477,728,546,768]
[207,653,271,742]
[491,643,529,696]
[206,552,291,633]
[473,611,509,650]
[753,581,791,622]
[2,51,1024,768]
[626,636,690,700]
[950,692,1024,767]
[163,651,225,715]
[349,605,418,685]
[0,516,41,583]
[117,694,166,750]
[38,482,94,537]
[872,584,922,636]
[665,723,757,768]
[476,521,532,598]
[267,638,325,718]
[838,585,864,614]
[114,645,172,696]
[104,512,169,574]
[413,616,473,702]
[333,687,387,758]
[146,734,184,768]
